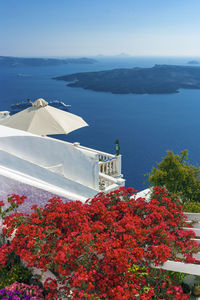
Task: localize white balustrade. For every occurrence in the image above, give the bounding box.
[99,158,117,176]
[72,142,124,191]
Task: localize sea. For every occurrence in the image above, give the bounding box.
[1,56,200,191]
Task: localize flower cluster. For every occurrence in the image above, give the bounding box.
[0,287,30,299]
[0,187,199,299]
[7,194,27,206]
[4,281,44,300]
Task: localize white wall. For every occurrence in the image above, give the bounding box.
[0,149,98,199]
[0,135,99,189]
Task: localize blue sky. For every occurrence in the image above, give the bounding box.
[1,0,200,57]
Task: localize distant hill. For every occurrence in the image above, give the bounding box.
[0,56,97,67]
[188,60,199,65]
[116,53,132,57]
[54,64,200,94]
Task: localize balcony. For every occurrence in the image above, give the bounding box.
[72,142,125,192]
[0,125,125,201]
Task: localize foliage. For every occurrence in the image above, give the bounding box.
[0,251,33,289]
[183,201,200,213]
[147,150,200,203]
[0,188,199,299]
[181,283,191,294]
[0,195,44,295]
[164,270,187,286]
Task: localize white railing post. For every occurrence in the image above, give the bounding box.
[116,154,122,176]
[94,155,100,190]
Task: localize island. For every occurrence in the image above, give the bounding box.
[188,60,199,65]
[0,56,97,67]
[54,64,200,94]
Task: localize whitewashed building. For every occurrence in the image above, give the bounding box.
[0,125,125,211]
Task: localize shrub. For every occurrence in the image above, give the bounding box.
[0,188,199,299]
[147,150,200,203]
[183,201,200,213]
[0,251,33,289]
[0,195,43,293]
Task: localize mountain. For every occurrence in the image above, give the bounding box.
[0,56,97,67]
[54,64,200,94]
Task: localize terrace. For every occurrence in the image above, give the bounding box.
[0,125,125,203]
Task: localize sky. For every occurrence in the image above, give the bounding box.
[1,0,200,57]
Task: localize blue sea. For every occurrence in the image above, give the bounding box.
[1,56,200,191]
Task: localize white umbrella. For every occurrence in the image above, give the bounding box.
[0,98,88,135]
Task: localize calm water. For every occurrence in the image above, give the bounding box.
[1,56,200,190]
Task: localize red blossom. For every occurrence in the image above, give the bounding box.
[8,194,27,205]
[0,187,197,299]
[0,201,4,207]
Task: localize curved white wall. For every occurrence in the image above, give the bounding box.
[0,149,98,199]
[0,134,99,189]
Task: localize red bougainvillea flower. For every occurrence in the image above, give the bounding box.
[0,186,198,299]
[0,201,4,207]
[8,194,27,205]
